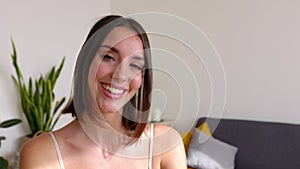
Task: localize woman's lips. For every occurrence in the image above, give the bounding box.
[100,83,127,99]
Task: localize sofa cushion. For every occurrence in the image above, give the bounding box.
[181,122,212,152]
[187,129,238,169]
[196,117,300,169]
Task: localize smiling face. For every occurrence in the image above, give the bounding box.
[89,26,145,115]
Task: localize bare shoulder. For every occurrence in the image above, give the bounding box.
[152,124,187,169]
[19,132,58,169]
[152,124,181,142]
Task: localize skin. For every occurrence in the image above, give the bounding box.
[19,27,187,169]
[89,27,145,131]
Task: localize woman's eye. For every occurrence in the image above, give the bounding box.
[130,64,143,71]
[103,54,115,61]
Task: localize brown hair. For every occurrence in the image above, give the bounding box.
[62,15,152,141]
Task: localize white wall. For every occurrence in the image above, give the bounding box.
[112,0,300,132]
[0,0,110,164]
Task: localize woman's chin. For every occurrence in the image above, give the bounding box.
[97,97,130,114]
[98,103,123,114]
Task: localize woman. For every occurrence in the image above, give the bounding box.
[19,15,186,169]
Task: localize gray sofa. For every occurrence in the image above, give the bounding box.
[195,117,300,169]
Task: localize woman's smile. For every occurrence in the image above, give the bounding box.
[100,82,127,99]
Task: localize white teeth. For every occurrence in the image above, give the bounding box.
[102,84,124,94]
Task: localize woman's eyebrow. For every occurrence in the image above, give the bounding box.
[132,55,144,61]
[100,45,119,53]
[101,45,144,60]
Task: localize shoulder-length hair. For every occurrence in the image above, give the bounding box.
[62,15,152,141]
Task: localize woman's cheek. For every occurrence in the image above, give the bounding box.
[130,73,143,90]
[96,63,113,80]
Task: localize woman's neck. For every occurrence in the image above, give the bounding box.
[102,110,124,133]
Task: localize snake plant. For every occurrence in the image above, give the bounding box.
[0,118,21,169]
[11,40,66,137]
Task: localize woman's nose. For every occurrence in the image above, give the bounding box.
[112,63,127,82]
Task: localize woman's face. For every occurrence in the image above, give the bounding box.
[89,26,144,114]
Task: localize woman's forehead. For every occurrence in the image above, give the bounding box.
[102,26,141,47]
[99,26,144,57]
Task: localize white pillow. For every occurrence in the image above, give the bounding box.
[187,129,238,169]
[188,150,224,169]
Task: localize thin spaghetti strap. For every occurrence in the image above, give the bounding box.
[49,132,65,169]
[148,123,154,169]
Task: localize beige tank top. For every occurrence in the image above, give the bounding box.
[49,123,154,169]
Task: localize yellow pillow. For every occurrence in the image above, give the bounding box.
[197,122,212,136]
[181,122,212,152]
[181,132,193,151]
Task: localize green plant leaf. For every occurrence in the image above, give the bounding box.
[28,77,33,99]
[0,119,22,128]
[53,57,65,86]
[21,88,35,132]
[38,75,43,86]
[0,136,6,147]
[49,113,62,131]
[42,78,48,114]
[0,136,5,148]
[53,97,66,115]
[24,94,39,132]
[48,67,55,88]
[45,80,53,123]
[0,156,8,169]
[10,39,66,136]
[11,39,24,85]
[46,97,65,131]
[34,80,42,119]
